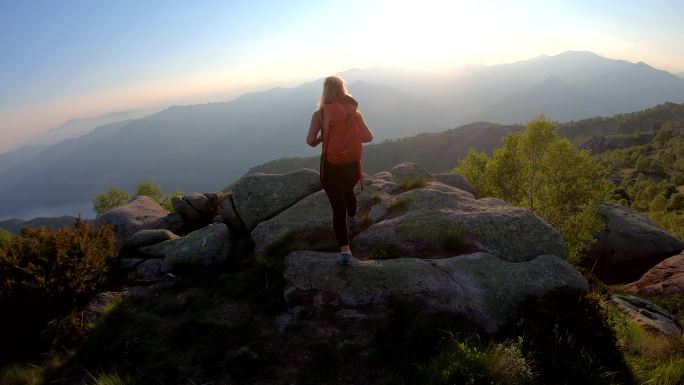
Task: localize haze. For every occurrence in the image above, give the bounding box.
[1,0,683,152]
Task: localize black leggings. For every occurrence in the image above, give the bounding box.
[322,160,359,247]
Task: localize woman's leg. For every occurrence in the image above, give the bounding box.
[323,185,349,249]
[343,185,357,218]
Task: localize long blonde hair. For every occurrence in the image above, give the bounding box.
[318,75,351,108]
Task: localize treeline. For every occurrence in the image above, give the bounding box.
[93,180,182,215]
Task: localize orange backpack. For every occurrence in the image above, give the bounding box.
[322,103,363,165]
[321,99,364,188]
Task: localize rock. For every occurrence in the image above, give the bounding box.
[232,169,322,230]
[624,252,684,295]
[94,196,174,247]
[136,259,163,280]
[389,162,433,185]
[433,173,476,196]
[353,182,566,261]
[275,305,307,335]
[183,192,212,217]
[120,258,144,270]
[138,223,232,272]
[119,229,180,258]
[218,193,247,234]
[251,190,333,256]
[284,250,588,333]
[213,215,225,224]
[611,295,682,336]
[588,203,684,284]
[171,196,202,225]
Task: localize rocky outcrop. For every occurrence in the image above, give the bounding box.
[252,177,566,261]
[624,252,684,295]
[119,229,180,258]
[137,223,232,272]
[284,251,588,333]
[611,295,682,336]
[433,173,476,195]
[231,169,321,230]
[588,203,684,284]
[171,192,224,231]
[94,196,183,247]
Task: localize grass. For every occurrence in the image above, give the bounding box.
[442,224,467,254]
[368,243,403,259]
[0,363,43,385]
[607,295,684,385]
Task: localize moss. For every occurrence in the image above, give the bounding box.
[442,224,467,254]
[368,243,403,259]
[398,176,428,192]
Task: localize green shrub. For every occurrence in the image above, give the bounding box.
[0,219,117,362]
[0,363,43,385]
[0,228,11,250]
[93,187,131,216]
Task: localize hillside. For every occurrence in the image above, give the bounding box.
[0,216,78,234]
[244,103,684,177]
[3,51,684,220]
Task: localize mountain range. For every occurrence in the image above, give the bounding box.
[2,51,684,220]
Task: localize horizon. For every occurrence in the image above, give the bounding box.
[2,0,684,152]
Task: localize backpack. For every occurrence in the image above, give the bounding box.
[320,100,365,189]
[321,104,363,165]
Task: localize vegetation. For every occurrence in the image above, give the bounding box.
[597,120,684,239]
[93,180,182,215]
[456,116,609,261]
[0,219,117,363]
[93,187,131,216]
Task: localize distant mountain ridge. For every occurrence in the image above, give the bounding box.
[2,51,684,219]
[244,102,684,178]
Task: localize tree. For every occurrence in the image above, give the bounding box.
[136,180,165,204]
[649,194,668,212]
[0,228,11,250]
[455,116,608,262]
[93,187,131,216]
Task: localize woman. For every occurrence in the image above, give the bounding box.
[306,75,373,265]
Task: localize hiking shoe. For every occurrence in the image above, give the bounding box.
[338,251,352,266]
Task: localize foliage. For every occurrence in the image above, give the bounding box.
[94,181,182,215]
[599,121,684,239]
[455,116,608,261]
[0,228,11,249]
[0,363,43,385]
[93,187,131,216]
[135,180,165,205]
[0,219,117,362]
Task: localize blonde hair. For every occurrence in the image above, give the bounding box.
[318,75,351,108]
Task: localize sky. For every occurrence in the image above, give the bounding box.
[1,0,683,152]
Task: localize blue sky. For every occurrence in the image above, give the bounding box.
[1,0,683,150]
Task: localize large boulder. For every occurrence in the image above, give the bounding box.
[284,251,588,333]
[232,169,322,230]
[624,252,684,295]
[588,203,684,284]
[94,196,181,247]
[251,190,333,256]
[119,229,180,258]
[611,295,682,336]
[138,223,232,272]
[253,174,566,261]
[353,182,566,261]
[433,173,476,196]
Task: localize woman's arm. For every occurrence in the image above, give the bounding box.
[306,110,323,147]
[358,112,374,143]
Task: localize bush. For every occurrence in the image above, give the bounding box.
[93,187,131,216]
[0,219,117,362]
